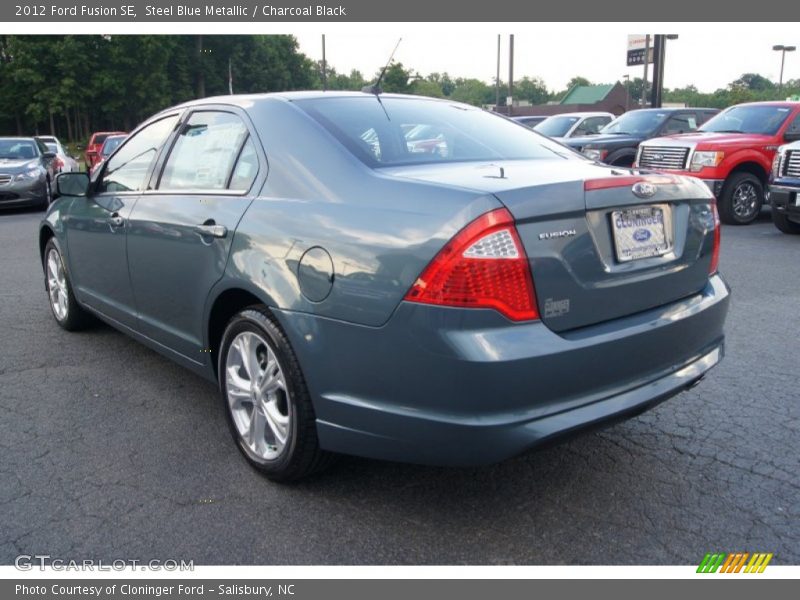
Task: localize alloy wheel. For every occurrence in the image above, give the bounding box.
[46,248,68,321]
[732,182,758,219]
[225,331,290,460]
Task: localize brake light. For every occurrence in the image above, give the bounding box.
[404,208,539,321]
[709,202,721,275]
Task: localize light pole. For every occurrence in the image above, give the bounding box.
[773,44,796,93]
[623,74,630,111]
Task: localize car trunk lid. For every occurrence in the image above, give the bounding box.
[384,160,717,332]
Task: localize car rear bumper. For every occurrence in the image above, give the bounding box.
[275,275,730,466]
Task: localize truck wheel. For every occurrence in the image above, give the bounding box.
[718,172,764,225]
[772,210,800,235]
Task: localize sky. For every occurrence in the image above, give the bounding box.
[295,27,800,93]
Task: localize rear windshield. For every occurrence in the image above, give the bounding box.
[296,96,570,167]
[93,134,110,144]
[534,115,580,137]
[101,136,125,155]
[699,105,793,135]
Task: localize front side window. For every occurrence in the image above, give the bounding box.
[297,97,570,167]
[98,116,179,193]
[158,111,250,191]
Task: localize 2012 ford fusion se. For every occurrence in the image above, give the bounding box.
[40,92,730,481]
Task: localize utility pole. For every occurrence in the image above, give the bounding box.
[623,74,630,111]
[641,34,650,107]
[773,44,797,92]
[508,34,514,116]
[322,34,327,91]
[650,35,665,108]
[495,34,501,110]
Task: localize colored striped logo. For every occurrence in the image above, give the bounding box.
[697,552,773,573]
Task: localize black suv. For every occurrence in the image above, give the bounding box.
[564,107,719,167]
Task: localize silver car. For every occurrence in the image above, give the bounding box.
[0,137,56,209]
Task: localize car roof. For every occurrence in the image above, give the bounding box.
[727,101,800,108]
[0,136,37,142]
[623,107,717,114]
[544,111,614,118]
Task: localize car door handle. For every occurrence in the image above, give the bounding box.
[195,223,228,239]
[108,214,125,228]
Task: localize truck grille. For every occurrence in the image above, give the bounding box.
[784,150,800,178]
[638,146,690,170]
[0,174,12,185]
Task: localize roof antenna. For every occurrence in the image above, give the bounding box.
[361,38,402,95]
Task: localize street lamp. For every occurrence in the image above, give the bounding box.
[773,44,796,92]
[622,74,630,111]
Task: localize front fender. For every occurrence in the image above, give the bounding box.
[717,148,773,181]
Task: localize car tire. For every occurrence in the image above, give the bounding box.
[39,178,52,210]
[218,305,335,481]
[43,238,94,331]
[718,172,764,225]
[772,209,800,235]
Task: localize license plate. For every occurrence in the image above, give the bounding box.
[611,205,671,262]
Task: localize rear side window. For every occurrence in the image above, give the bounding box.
[228,137,259,192]
[662,113,696,135]
[98,115,179,194]
[158,111,251,191]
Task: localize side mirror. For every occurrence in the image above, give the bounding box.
[42,151,56,159]
[784,130,800,143]
[56,172,90,197]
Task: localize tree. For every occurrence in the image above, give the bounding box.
[730,73,775,92]
[565,76,591,90]
[450,78,494,107]
[378,62,413,93]
[514,76,549,105]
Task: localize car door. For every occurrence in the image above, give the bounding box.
[125,108,261,358]
[64,114,180,327]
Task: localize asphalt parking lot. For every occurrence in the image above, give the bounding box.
[0,206,797,566]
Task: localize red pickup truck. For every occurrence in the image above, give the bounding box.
[84,131,126,170]
[635,102,800,224]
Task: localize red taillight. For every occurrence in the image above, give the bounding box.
[53,156,64,169]
[404,208,539,321]
[709,201,721,275]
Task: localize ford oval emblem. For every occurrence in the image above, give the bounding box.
[633,228,652,242]
[650,153,664,161]
[632,181,657,198]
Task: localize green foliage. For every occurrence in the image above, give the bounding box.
[0,34,316,139]
[3,35,799,139]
